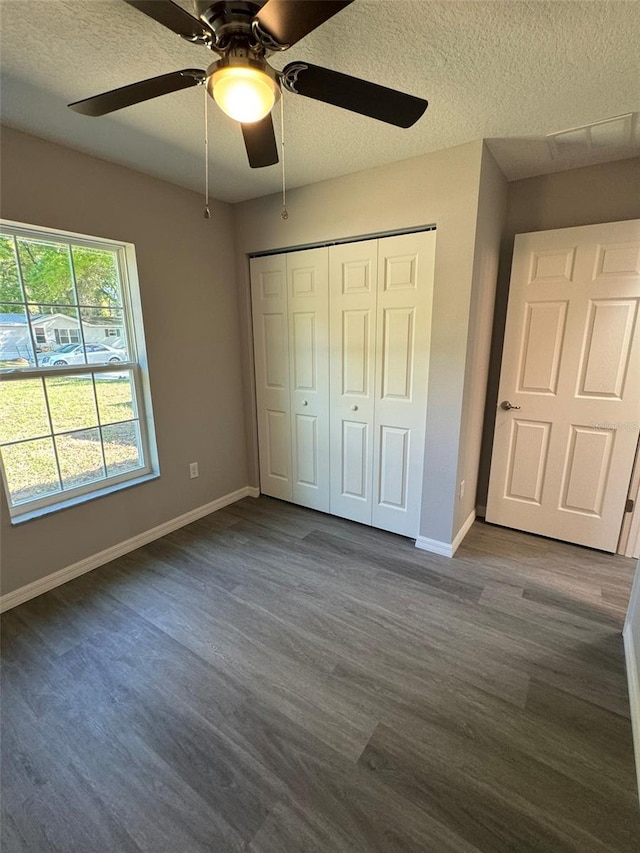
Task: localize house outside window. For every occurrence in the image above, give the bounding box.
[0,220,159,521]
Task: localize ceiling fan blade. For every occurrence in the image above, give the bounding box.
[255,0,353,47]
[282,62,428,128]
[241,115,279,168]
[69,69,205,116]
[123,0,211,42]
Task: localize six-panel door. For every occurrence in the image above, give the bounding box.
[372,233,435,537]
[250,254,293,501]
[486,220,640,551]
[288,248,330,511]
[329,240,378,524]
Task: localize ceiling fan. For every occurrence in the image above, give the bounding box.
[68,0,429,168]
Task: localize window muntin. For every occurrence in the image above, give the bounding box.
[0,222,156,519]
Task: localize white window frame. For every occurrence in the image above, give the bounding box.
[0,219,159,523]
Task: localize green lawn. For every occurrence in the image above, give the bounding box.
[0,375,142,504]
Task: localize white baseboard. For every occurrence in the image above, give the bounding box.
[415,509,476,558]
[0,485,260,613]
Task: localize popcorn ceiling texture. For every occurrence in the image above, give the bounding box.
[1,0,639,202]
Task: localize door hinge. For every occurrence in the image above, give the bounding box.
[626,498,635,513]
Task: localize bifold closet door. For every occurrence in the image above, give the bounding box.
[329,240,378,524]
[252,231,435,538]
[287,248,330,511]
[250,254,292,500]
[372,231,435,537]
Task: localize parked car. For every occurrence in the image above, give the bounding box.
[40,343,125,366]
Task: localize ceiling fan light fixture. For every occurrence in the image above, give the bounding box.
[208,60,280,124]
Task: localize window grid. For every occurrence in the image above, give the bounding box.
[0,367,146,509]
[3,232,130,364]
[0,221,155,518]
[39,373,64,496]
[11,233,40,365]
[0,412,141,449]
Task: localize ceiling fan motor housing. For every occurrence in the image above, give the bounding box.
[198,1,266,51]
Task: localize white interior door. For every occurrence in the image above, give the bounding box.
[372,231,436,537]
[250,254,292,501]
[287,248,330,511]
[329,240,378,524]
[486,220,640,552]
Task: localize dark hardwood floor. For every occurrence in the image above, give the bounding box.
[2,496,639,852]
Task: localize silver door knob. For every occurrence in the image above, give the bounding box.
[351,405,358,411]
[500,400,521,410]
[301,400,308,406]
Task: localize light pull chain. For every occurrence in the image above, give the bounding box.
[204,84,211,220]
[280,94,288,220]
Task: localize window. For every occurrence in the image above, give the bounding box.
[0,221,158,521]
[54,328,80,345]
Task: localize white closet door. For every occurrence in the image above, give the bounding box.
[287,248,330,511]
[250,254,292,500]
[329,240,378,524]
[373,231,436,537]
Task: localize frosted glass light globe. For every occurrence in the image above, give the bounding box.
[209,65,279,123]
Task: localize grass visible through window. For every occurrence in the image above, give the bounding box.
[0,375,142,505]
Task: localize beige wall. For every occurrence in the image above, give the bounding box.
[477,157,640,509]
[234,140,486,544]
[454,146,507,534]
[0,126,248,596]
[8,127,631,586]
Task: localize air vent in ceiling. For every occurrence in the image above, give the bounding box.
[546,113,637,158]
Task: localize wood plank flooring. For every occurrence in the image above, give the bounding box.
[1,496,639,852]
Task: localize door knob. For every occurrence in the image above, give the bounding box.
[351,405,358,411]
[500,400,521,410]
[301,400,308,406]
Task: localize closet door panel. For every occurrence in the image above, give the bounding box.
[381,307,415,398]
[341,420,369,499]
[378,426,410,509]
[373,231,436,536]
[250,255,292,500]
[329,240,378,524]
[288,248,330,511]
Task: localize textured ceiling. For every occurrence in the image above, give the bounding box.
[1,0,639,203]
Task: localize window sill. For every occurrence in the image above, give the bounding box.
[9,471,160,525]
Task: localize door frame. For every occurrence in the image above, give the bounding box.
[619,438,640,558]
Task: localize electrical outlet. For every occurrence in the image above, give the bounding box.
[189,462,199,479]
[459,480,465,500]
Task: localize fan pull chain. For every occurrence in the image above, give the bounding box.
[203,84,211,220]
[280,94,288,220]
